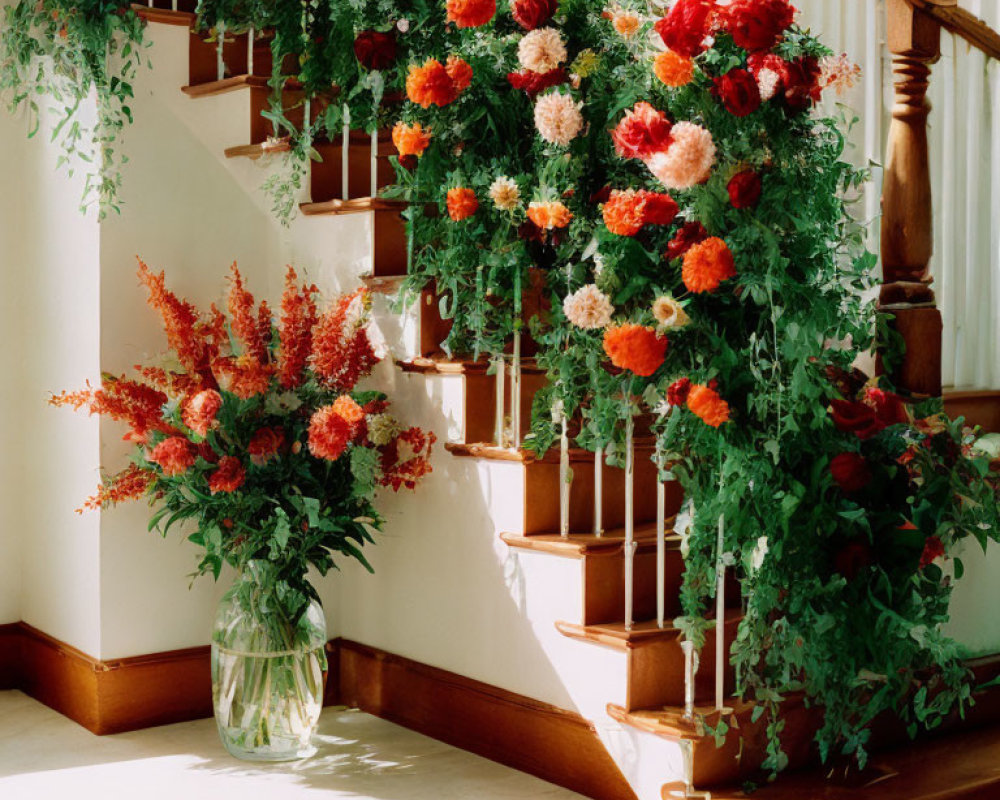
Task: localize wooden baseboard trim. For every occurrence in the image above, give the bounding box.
[0,623,634,799]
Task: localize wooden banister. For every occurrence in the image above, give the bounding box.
[907,0,1000,60]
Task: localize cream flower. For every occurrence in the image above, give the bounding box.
[563,284,613,330]
[652,295,690,329]
[756,68,780,102]
[489,176,521,211]
[518,27,567,73]
[609,5,641,38]
[367,413,402,446]
[645,121,715,190]
[534,91,584,146]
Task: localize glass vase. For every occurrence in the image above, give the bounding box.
[211,568,328,761]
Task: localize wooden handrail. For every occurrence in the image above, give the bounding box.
[907,0,1000,60]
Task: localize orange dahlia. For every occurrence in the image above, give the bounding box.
[445,55,474,91]
[392,122,432,157]
[654,50,694,87]
[208,456,246,494]
[682,237,736,293]
[447,187,479,221]
[526,200,573,230]
[602,324,668,377]
[148,436,196,477]
[406,59,458,108]
[308,405,353,461]
[603,189,679,236]
[332,394,366,432]
[686,384,730,427]
[446,0,496,28]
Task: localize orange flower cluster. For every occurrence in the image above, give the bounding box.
[602,189,679,236]
[310,289,378,392]
[212,354,273,400]
[208,456,246,494]
[682,237,736,293]
[392,122,432,158]
[526,200,573,230]
[445,0,495,28]
[379,427,437,491]
[406,57,473,108]
[654,50,694,87]
[228,265,271,366]
[78,464,156,513]
[182,388,222,437]
[447,187,479,221]
[686,384,730,427]
[50,374,172,444]
[602,324,668,377]
[332,394,365,431]
[307,404,354,461]
[277,267,318,390]
[148,436,196,476]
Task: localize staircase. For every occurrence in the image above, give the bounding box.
[120,3,1000,799]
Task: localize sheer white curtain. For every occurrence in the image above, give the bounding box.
[798,0,1000,390]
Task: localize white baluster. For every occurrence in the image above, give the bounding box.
[559,406,570,537]
[171,0,177,10]
[715,512,726,711]
[370,128,378,198]
[341,107,351,200]
[216,22,225,81]
[247,27,254,75]
[681,639,698,720]
[656,472,666,629]
[593,446,603,537]
[623,415,636,631]
[510,332,522,450]
[493,354,505,446]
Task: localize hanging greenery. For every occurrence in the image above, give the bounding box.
[0,0,147,218]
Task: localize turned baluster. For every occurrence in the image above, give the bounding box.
[880,0,944,396]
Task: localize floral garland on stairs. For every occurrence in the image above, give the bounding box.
[391,0,1000,775]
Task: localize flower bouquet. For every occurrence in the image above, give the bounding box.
[52,260,434,760]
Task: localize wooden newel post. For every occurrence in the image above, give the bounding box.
[880,0,945,397]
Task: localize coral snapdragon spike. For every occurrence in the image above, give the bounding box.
[137,259,209,375]
[78,463,156,513]
[228,263,270,365]
[310,289,379,393]
[51,374,171,443]
[277,267,318,390]
[211,355,275,400]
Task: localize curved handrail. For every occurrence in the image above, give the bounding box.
[907,0,1000,60]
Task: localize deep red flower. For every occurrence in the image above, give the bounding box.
[727,170,762,208]
[511,0,558,30]
[655,0,716,58]
[781,56,822,111]
[722,0,796,52]
[353,30,397,71]
[835,540,872,581]
[667,377,692,406]
[864,387,909,426]
[830,399,883,440]
[713,68,761,117]
[208,456,246,494]
[665,221,709,261]
[248,427,285,466]
[507,68,569,96]
[919,535,945,568]
[830,452,872,493]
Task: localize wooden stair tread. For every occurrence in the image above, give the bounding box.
[361,275,405,294]
[132,5,196,26]
[701,722,1000,799]
[609,697,756,741]
[562,608,741,651]
[223,139,291,159]
[299,197,408,216]
[182,74,307,97]
[501,525,680,557]
[400,354,545,376]
[446,439,660,463]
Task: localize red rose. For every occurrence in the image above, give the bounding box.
[830,399,884,440]
[665,221,709,261]
[353,30,397,71]
[667,377,692,406]
[727,170,762,208]
[655,0,716,58]
[713,68,761,117]
[507,68,569,96]
[864,387,909,427]
[208,456,246,494]
[722,0,796,52]
[829,452,871,493]
[641,192,680,226]
[919,535,945,568]
[781,56,821,111]
[511,0,557,30]
[835,540,872,581]
[612,102,673,160]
